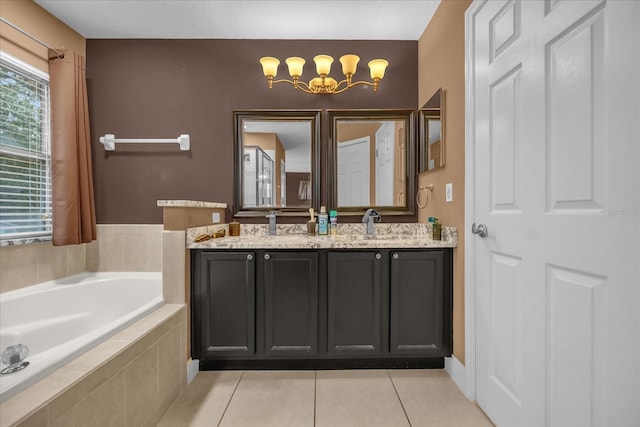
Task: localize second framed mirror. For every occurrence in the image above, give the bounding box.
[328,110,415,216]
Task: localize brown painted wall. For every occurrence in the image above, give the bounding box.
[86,39,418,223]
[417,0,472,363]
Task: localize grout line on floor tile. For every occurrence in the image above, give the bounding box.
[216,370,245,427]
[387,369,413,427]
[313,370,317,427]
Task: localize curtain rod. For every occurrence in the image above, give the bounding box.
[0,17,65,60]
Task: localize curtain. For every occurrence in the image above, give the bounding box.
[48,49,96,246]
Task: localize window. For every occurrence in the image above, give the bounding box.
[0,52,51,242]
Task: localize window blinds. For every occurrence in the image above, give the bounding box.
[0,52,51,241]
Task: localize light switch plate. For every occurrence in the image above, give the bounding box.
[445,183,453,202]
[212,212,220,223]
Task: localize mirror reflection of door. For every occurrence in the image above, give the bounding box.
[335,119,406,208]
[280,159,286,206]
[241,120,312,209]
[375,122,394,206]
[337,137,370,206]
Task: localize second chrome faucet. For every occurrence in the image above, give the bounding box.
[362,208,381,235]
[266,210,278,235]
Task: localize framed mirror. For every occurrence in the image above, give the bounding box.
[234,110,320,217]
[328,110,415,216]
[419,88,445,173]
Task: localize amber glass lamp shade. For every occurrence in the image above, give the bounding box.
[339,54,360,76]
[285,57,305,78]
[368,59,389,80]
[313,55,333,75]
[259,57,280,77]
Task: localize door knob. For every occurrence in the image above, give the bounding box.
[471,223,488,238]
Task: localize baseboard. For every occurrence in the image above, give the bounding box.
[445,355,471,400]
[187,358,199,384]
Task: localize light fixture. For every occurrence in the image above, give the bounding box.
[259,54,389,95]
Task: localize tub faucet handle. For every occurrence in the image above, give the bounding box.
[1,344,29,366]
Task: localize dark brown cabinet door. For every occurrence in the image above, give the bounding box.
[327,251,383,356]
[192,251,255,358]
[263,252,319,357]
[389,250,452,356]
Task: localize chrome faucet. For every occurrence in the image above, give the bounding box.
[362,208,381,236]
[266,210,278,235]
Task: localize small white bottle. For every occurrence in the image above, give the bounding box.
[318,206,329,235]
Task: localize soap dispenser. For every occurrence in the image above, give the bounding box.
[318,206,328,235]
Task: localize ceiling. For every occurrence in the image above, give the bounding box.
[34,0,441,40]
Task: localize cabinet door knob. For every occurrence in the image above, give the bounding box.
[375,253,382,259]
[264,254,271,260]
[247,254,253,260]
[393,253,399,260]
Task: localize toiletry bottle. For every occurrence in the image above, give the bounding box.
[318,206,329,235]
[329,210,338,235]
[432,217,442,240]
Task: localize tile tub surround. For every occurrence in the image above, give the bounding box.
[0,242,86,294]
[0,304,187,427]
[86,224,163,272]
[186,223,457,249]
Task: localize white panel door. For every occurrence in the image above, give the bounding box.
[468,0,640,426]
[337,137,370,207]
[375,121,394,206]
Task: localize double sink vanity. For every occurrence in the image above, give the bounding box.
[187,221,456,370]
[205,103,452,369]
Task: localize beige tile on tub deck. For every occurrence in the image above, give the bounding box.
[388,369,494,427]
[124,343,159,426]
[14,405,48,427]
[74,370,125,427]
[157,323,182,407]
[315,370,410,427]
[219,370,315,427]
[157,371,243,427]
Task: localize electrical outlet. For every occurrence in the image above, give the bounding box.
[212,212,220,223]
[445,183,453,202]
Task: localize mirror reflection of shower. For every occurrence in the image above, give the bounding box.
[241,119,313,209]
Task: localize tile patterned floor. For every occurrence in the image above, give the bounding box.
[157,369,493,427]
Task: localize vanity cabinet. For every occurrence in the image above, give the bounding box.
[327,251,383,356]
[390,251,451,356]
[191,251,255,359]
[263,252,318,357]
[191,248,452,369]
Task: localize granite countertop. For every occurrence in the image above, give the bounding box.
[187,223,457,249]
[157,200,228,208]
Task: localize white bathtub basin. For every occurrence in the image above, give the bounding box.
[0,272,163,403]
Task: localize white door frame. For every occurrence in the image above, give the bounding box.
[459,0,483,402]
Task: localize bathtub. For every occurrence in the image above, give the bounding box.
[0,272,164,403]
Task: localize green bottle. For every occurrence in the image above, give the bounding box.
[432,217,442,241]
